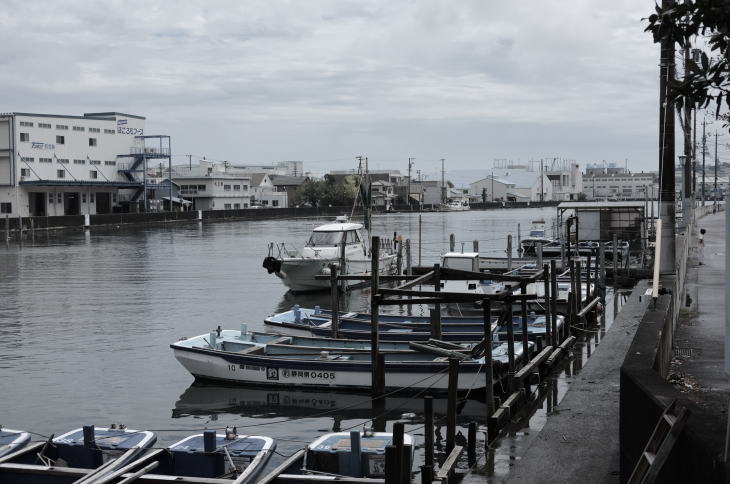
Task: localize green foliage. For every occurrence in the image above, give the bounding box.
[645,1,730,119]
[293,178,356,207]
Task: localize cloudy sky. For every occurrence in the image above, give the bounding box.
[0,1,690,179]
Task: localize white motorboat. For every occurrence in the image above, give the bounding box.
[439,199,470,211]
[520,219,555,255]
[263,219,397,293]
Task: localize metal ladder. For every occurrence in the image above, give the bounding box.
[628,399,690,484]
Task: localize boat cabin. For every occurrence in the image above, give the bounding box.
[302,222,368,259]
[441,252,479,272]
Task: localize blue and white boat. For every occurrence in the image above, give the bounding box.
[110,429,275,483]
[171,327,531,393]
[259,429,413,482]
[0,428,30,458]
[0,424,156,483]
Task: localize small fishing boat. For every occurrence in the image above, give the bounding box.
[520,219,555,255]
[263,218,397,293]
[439,199,470,211]
[171,327,531,392]
[0,424,156,483]
[0,428,30,458]
[108,428,275,483]
[258,429,413,482]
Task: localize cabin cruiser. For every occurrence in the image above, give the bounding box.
[263,218,397,293]
[520,219,555,255]
[440,199,470,211]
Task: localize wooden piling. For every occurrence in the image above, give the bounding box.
[507,234,513,271]
[576,260,583,314]
[446,358,459,454]
[424,396,434,468]
[467,421,477,467]
[566,291,574,338]
[520,282,530,366]
[370,236,384,396]
[612,233,618,277]
[401,444,412,483]
[537,241,543,268]
[385,445,399,484]
[405,238,412,276]
[550,259,559,346]
[449,233,455,252]
[429,308,442,340]
[598,242,606,303]
[517,223,521,253]
[483,299,495,440]
[543,263,551,347]
[473,239,479,252]
[396,236,403,275]
[420,465,433,484]
[505,296,516,393]
[418,215,422,266]
[329,264,339,339]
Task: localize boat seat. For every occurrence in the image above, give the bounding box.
[238,346,265,354]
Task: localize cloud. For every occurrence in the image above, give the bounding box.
[0,0,663,171]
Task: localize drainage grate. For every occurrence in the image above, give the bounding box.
[674,348,695,357]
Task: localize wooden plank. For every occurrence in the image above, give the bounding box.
[256,449,306,484]
[514,346,554,381]
[435,446,464,480]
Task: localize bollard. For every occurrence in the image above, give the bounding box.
[446,358,459,454]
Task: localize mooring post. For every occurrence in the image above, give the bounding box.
[598,242,607,303]
[520,282,530,366]
[537,241,543,268]
[505,296,516,393]
[446,358,459,455]
[370,236,384,397]
[576,260,583,315]
[449,233,455,252]
[543,263,551,347]
[507,234,513,271]
[424,396,434,468]
[612,233,618,278]
[385,445,399,483]
[560,241,566,269]
[550,260,559,346]
[429,308,442,340]
[468,421,477,467]
[586,253,593,301]
[517,223,521,253]
[418,215,422,266]
[329,264,339,339]
[405,238,412,276]
[420,465,433,484]
[566,292,574,338]
[396,236,403,275]
[434,263,442,336]
[401,444,412,484]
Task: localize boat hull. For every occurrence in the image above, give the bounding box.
[276,254,397,293]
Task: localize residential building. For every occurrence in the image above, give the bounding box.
[370,180,395,210]
[582,164,658,200]
[227,160,304,177]
[249,172,288,208]
[172,163,251,210]
[269,175,309,205]
[0,111,155,216]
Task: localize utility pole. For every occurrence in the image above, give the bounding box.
[187,154,192,170]
[682,37,692,228]
[407,157,415,210]
[658,0,676,275]
[540,159,544,202]
[416,169,422,211]
[441,158,446,204]
[715,131,719,210]
[702,118,707,203]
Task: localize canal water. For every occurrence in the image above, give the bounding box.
[0,207,614,480]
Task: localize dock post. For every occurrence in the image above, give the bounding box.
[560,241,566,269]
[598,242,607,303]
[576,260,583,314]
[543,263,551,348]
[520,282,530,366]
[370,236,384,397]
[385,445,399,483]
[431,263,442,339]
[537,241,543,268]
[396,236,403,275]
[424,396,434,468]
[507,234,513,271]
[420,465,433,484]
[405,238,412,276]
[473,239,479,252]
[550,259,559,346]
[401,444,412,484]
[505,296,516,393]
[566,292,574,338]
[467,421,477,467]
[446,358,459,455]
[483,298,495,440]
[517,223,521,253]
[418,214,422,266]
[449,233,455,252]
[612,233,618,278]
[329,264,339,339]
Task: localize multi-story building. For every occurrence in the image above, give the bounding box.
[582,164,657,200]
[249,173,288,208]
[227,160,304,177]
[172,163,251,210]
[0,111,153,216]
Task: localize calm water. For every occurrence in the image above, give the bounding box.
[0,207,613,480]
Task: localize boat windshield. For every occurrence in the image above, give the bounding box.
[307,231,344,247]
[442,257,475,271]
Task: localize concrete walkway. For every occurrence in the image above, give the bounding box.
[504,281,651,484]
[673,209,730,423]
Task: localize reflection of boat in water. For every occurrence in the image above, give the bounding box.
[173,381,488,421]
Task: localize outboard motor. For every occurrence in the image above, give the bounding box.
[262,256,282,274]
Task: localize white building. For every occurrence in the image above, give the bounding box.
[172,163,252,210]
[249,173,288,208]
[582,165,657,200]
[0,111,150,216]
[227,160,304,177]
[469,170,552,202]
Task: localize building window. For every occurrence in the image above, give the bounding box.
[224,184,231,191]
[112,193,117,203]
[0,202,11,214]
[90,193,95,203]
[39,157,52,163]
[224,203,232,209]
[74,159,85,164]
[234,203,240,209]
[73,126,85,132]
[243,203,248,208]
[20,133,29,142]
[89,170,98,179]
[21,168,30,177]
[242,185,249,190]
[57,158,69,164]
[21,156,34,162]
[233,184,241,190]
[57,193,62,203]
[56,135,65,144]
[272,200,279,207]
[198,184,206,191]
[57,169,65,178]
[39,123,51,129]
[104,161,116,166]
[82,193,87,203]
[89,127,100,133]
[56,124,68,130]
[19,121,33,127]
[89,138,97,147]
[89,160,100,165]
[104,129,115,134]
[49,193,54,204]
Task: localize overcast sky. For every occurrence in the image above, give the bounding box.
[1,1,704,179]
